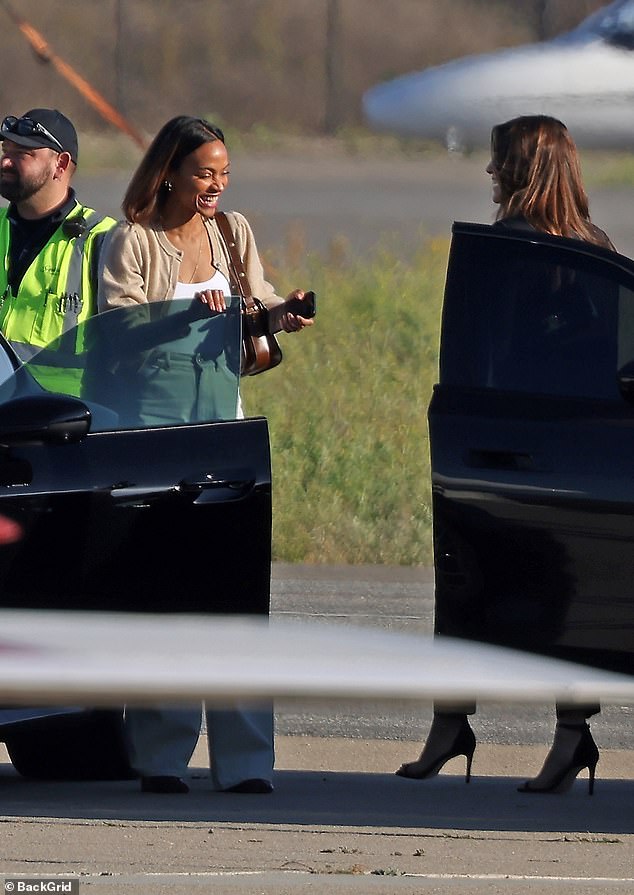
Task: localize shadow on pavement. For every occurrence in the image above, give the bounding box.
[1,764,633,835]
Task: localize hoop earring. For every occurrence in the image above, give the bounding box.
[163,180,173,191]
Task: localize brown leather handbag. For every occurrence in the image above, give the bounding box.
[215,212,283,376]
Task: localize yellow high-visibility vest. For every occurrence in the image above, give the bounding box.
[0,203,115,396]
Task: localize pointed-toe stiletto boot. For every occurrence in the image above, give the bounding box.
[517,723,599,795]
[396,717,476,783]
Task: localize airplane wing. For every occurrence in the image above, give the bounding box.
[0,609,632,706]
[362,0,634,150]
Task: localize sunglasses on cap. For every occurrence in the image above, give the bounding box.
[1,115,64,152]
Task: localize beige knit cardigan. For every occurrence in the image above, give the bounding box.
[98,211,285,312]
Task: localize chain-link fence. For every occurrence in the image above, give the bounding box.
[0,0,606,139]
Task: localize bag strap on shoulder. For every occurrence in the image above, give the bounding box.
[215,212,255,310]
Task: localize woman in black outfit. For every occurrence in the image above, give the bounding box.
[397,115,614,795]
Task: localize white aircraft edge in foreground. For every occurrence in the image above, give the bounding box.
[0,609,632,707]
[363,0,634,151]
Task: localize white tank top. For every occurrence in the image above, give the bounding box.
[172,266,244,418]
[172,268,231,300]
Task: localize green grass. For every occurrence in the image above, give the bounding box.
[242,232,448,566]
[78,125,449,174]
[582,151,634,188]
[78,128,634,191]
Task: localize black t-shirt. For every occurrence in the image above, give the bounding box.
[7,190,77,292]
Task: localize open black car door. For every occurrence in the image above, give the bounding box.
[0,298,272,777]
[430,223,634,676]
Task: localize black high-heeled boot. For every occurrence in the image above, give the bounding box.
[517,722,599,795]
[396,714,476,783]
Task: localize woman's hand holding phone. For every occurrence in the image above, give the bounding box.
[277,290,316,333]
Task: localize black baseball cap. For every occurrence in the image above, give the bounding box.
[0,108,78,164]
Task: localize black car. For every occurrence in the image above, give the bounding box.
[0,298,272,779]
[429,222,634,677]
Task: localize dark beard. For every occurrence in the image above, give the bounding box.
[0,168,50,202]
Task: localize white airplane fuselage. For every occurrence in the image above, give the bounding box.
[363,6,634,150]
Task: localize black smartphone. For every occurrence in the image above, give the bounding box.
[293,290,316,318]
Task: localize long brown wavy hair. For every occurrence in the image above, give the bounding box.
[490,115,603,246]
[122,116,225,224]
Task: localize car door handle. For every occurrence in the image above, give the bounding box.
[109,484,179,508]
[109,476,255,507]
[468,449,535,471]
[178,474,255,501]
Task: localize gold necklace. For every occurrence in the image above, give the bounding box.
[187,221,205,283]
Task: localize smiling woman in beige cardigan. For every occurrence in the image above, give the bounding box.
[98,116,313,796]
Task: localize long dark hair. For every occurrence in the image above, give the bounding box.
[123,116,225,224]
[490,115,602,245]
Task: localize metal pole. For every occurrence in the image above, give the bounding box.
[115,0,124,114]
[324,0,342,134]
[535,0,548,40]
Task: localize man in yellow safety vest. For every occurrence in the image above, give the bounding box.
[0,108,114,395]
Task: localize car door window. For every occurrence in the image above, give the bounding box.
[432,226,634,672]
[442,229,634,402]
[0,294,271,616]
[5,298,243,432]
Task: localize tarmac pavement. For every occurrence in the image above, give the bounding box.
[0,736,633,893]
[0,564,633,894]
[75,150,634,262]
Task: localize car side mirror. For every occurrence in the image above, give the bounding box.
[0,395,91,446]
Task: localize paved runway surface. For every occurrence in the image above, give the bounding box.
[76,151,634,261]
[271,564,634,751]
[0,564,632,893]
